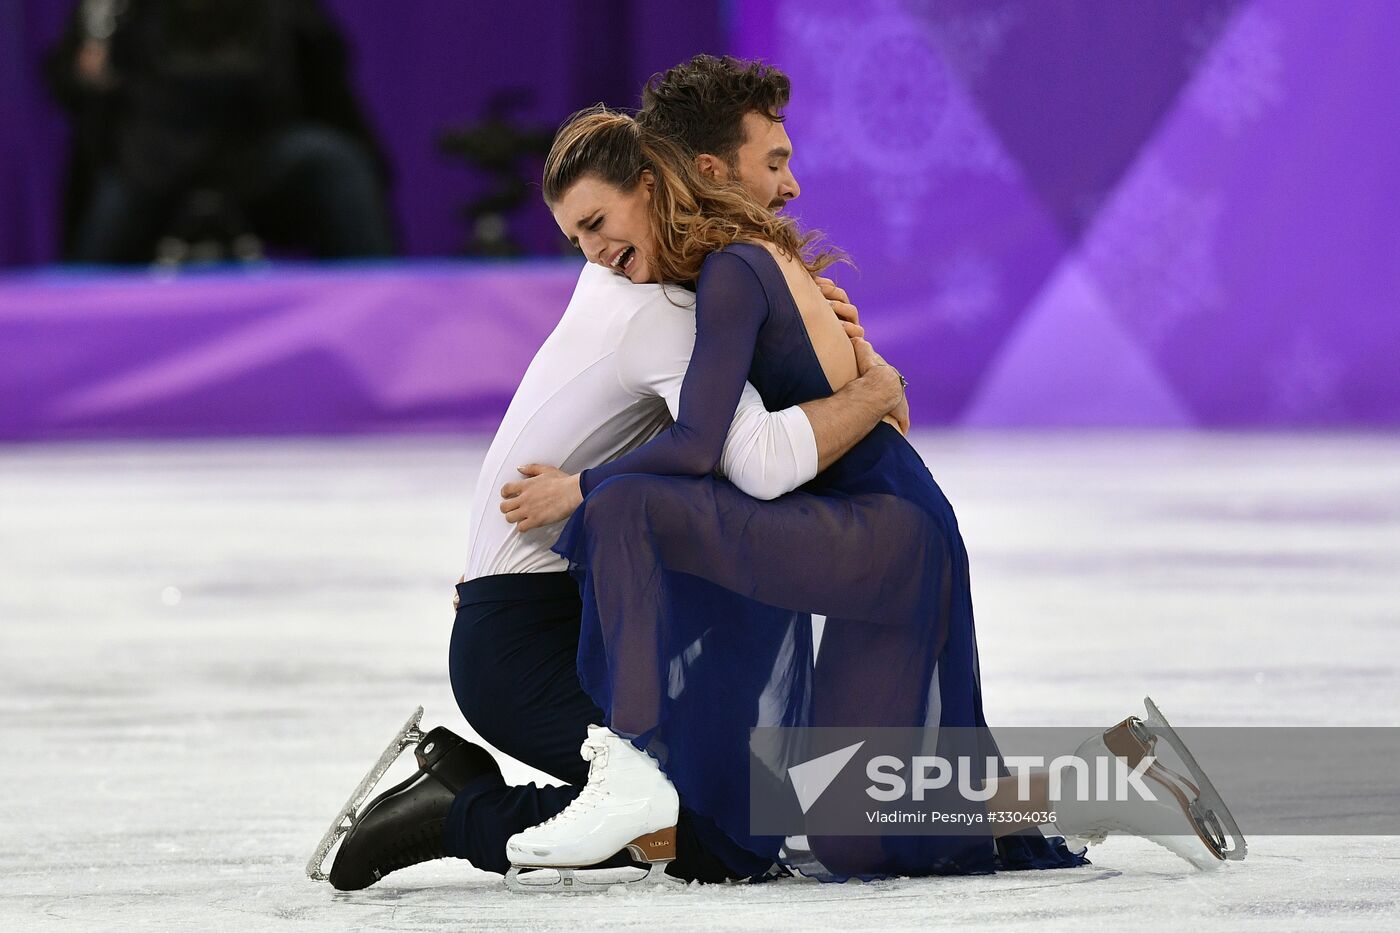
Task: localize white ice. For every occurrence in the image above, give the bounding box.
[2,432,1397,931]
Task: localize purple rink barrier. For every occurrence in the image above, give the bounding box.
[2,246,1399,441]
[0,261,581,441]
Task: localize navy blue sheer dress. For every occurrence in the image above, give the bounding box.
[553,243,1085,881]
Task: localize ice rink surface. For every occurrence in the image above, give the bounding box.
[3,432,1398,932]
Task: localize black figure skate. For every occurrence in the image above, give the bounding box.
[306,707,502,889]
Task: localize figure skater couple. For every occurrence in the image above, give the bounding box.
[312,54,1244,893]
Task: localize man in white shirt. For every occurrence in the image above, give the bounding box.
[325,56,905,891]
[460,264,821,582]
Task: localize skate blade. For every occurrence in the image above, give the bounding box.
[305,706,426,882]
[1138,696,1247,861]
[507,826,678,871]
[504,862,676,895]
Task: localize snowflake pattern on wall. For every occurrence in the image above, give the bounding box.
[903,0,1022,84]
[931,250,1001,330]
[780,0,1016,254]
[1082,157,1224,347]
[1184,4,1286,135]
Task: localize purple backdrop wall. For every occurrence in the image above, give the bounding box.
[2,0,1398,436]
[740,0,1400,426]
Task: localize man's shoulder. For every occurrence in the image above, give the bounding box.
[580,265,694,355]
[613,288,699,395]
[568,262,679,315]
[617,286,696,347]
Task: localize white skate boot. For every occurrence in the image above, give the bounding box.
[1054,696,1246,870]
[504,725,680,893]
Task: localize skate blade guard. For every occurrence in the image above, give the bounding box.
[305,706,427,882]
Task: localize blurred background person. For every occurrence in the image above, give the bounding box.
[45,0,395,264]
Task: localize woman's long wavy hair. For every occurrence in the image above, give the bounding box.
[543,105,842,286]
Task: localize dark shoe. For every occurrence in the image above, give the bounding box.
[328,726,501,890]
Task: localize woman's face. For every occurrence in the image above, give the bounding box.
[552,175,656,284]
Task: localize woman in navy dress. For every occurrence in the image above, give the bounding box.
[504,108,1086,881]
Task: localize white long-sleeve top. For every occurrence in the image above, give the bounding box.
[463,262,818,579]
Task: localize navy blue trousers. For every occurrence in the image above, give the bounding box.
[443,572,769,882]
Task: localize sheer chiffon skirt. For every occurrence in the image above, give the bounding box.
[554,424,1086,880]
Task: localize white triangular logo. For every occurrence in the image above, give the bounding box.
[788,741,865,814]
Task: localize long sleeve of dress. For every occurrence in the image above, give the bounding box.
[580,250,770,496]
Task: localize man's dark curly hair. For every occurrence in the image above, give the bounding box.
[636,54,791,167]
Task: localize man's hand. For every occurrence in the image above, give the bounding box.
[850,337,909,434]
[500,464,583,532]
[816,275,862,336]
[453,573,465,611]
[887,393,911,436]
[851,336,904,404]
[800,335,910,471]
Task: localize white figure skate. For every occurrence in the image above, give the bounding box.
[504,725,680,893]
[305,706,426,881]
[1055,696,1247,869]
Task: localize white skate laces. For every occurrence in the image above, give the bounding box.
[505,725,680,873]
[535,734,611,828]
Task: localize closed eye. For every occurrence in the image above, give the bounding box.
[568,216,604,250]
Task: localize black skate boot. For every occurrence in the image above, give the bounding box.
[328,726,501,890]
